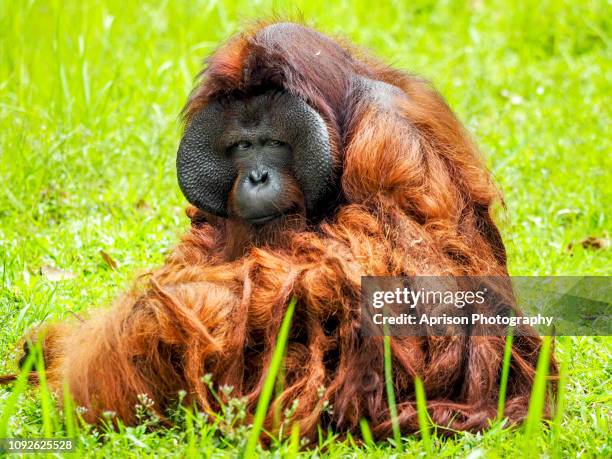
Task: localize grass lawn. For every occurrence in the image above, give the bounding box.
[1,0,610,457]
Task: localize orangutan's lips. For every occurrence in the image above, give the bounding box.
[247,214,280,225]
[246,204,303,226]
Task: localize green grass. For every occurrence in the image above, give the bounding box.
[383,335,402,450]
[497,331,514,421]
[414,377,432,456]
[243,297,296,458]
[0,0,610,457]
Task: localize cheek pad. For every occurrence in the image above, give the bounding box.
[278,95,335,215]
[176,103,236,217]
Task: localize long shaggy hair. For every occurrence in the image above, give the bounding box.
[14,21,555,441]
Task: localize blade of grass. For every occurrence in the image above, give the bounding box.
[414,376,432,456]
[497,329,514,421]
[346,432,357,449]
[33,341,57,437]
[185,407,197,459]
[62,380,77,438]
[273,345,287,437]
[242,297,296,459]
[524,335,553,441]
[359,418,374,448]
[552,344,569,459]
[286,422,300,459]
[383,334,401,450]
[0,352,36,437]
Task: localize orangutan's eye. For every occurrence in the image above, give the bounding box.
[236,141,251,150]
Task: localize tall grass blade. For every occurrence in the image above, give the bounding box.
[524,335,553,440]
[383,334,402,450]
[414,376,432,455]
[359,418,374,448]
[33,342,57,437]
[62,381,77,438]
[287,422,300,459]
[552,344,569,459]
[242,297,296,458]
[497,329,514,420]
[185,407,197,459]
[273,345,287,435]
[0,352,36,437]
